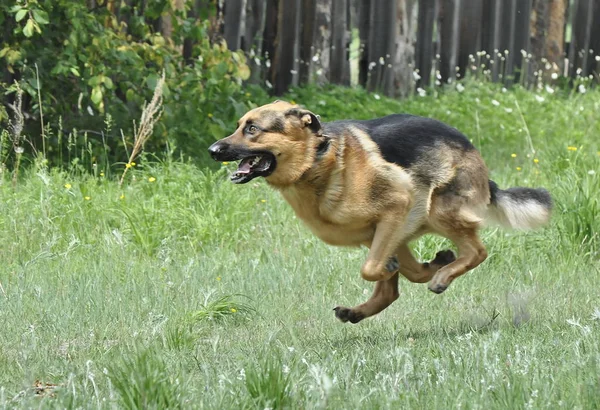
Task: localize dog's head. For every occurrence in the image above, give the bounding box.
[208,100,323,186]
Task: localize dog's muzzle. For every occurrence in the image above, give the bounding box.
[208,140,277,184]
[208,141,234,161]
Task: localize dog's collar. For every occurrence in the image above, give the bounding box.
[315,136,330,160]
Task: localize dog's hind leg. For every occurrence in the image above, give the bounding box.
[334,273,399,324]
[395,244,456,283]
[427,229,487,294]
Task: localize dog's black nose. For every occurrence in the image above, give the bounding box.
[208,141,228,161]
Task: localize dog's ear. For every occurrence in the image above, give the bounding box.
[285,108,322,135]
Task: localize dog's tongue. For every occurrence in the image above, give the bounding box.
[237,158,253,174]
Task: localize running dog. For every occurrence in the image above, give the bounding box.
[208,100,552,324]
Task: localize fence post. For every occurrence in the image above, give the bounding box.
[457,0,483,80]
[244,0,266,84]
[224,0,245,51]
[439,0,461,83]
[272,0,299,95]
[330,0,350,85]
[415,0,436,87]
[513,0,532,85]
[299,0,317,85]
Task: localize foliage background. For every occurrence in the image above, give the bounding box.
[1,0,261,168]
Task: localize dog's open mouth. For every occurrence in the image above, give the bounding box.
[230,153,276,184]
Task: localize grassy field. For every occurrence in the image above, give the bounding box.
[1,81,599,409]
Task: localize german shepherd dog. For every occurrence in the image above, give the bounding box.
[208,101,552,324]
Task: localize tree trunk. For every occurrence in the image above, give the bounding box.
[224,0,245,50]
[394,0,417,96]
[313,0,332,84]
[272,0,299,95]
[299,0,317,84]
[330,0,349,84]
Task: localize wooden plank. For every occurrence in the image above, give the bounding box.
[569,0,594,76]
[458,0,483,79]
[499,0,516,84]
[358,0,371,87]
[330,0,349,84]
[394,0,418,96]
[491,0,504,82]
[224,0,245,51]
[587,0,600,75]
[272,0,299,95]
[480,0,494,53]
[367,0,397,94]
[262,0,278,86]
[513,0,532,85]
[298,0,317,84]
[439,0,461,82]
[415,0,436,86]
[244,0,266,83]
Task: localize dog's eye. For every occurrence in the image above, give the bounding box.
[247,125,258,134]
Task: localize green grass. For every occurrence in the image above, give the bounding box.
[1,81,599,409]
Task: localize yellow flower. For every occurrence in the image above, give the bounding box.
[125,163,132,169]
[261,199,266,203]
[120,194,125,200]
[533,158,539,164]
[84,196,91,200]
[567,146,577,151]
[230,308,237,313]
[290,100,296,105]
[148,176,156,182]
[222,161,229,165]
[131,162,136,166]
[511,153,517,158]
[216,276,221,281]
[516,167,522,171]
[100,172,105,177]
[64,183,72,189]
[208,113,213,118]
[245,92,251,97]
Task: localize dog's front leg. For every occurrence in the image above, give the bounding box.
[360,215,409,282]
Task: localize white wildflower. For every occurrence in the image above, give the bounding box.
[456,83,465,92]
[417,88,426,97]
[373,94,381,100]
[589,170,596,176]
[578,84,586,94]
[545,85,555,94]
[412,70,421,81]
[551,72,558,79]
[505,108,513,113]
[491,99,500,106]
[535,95,545,103]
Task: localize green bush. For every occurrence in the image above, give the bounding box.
[0,0,265,168]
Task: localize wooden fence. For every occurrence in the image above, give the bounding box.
[219,0,600,96]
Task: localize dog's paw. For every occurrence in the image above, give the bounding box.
[386,256,400,273]
[428,282,448,294]
[431,250,456,267]
[333,306,365,324]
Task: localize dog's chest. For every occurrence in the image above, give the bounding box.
[280,186,375,246]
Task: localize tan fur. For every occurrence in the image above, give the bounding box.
[212,101,546,324]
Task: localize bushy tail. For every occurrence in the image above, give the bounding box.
[486,180,553,230]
